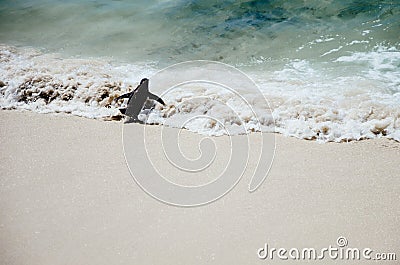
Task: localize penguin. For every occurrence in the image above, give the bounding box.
[116,78,165,122]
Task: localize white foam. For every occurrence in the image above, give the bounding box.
[0,45,155,119]
[1,45,399,142]
[320,46,343,57]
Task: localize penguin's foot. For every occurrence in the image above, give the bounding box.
[124,116,143,124]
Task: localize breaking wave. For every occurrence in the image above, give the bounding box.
[1,45,399,142]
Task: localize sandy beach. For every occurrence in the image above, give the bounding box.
[0,110,399,264]
[1,0,399,264]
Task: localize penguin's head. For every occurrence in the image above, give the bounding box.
[140,78,149,84]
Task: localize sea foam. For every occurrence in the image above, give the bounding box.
[1,45,399,142]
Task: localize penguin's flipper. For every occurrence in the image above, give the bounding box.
[116,91,132,101]
[148,92,165,105]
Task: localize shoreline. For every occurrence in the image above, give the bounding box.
[2,43,400,143]
[3,109,400,143]
[1,109,399,264]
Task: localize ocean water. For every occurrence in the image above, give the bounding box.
[0,0,399,141]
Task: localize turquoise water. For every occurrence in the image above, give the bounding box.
[1,0,399,65]
[1,0,400,141]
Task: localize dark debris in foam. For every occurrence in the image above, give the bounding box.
[15,75,133,109]
[103,114,124,121]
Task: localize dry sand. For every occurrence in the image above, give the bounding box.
[0,110,399,264]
